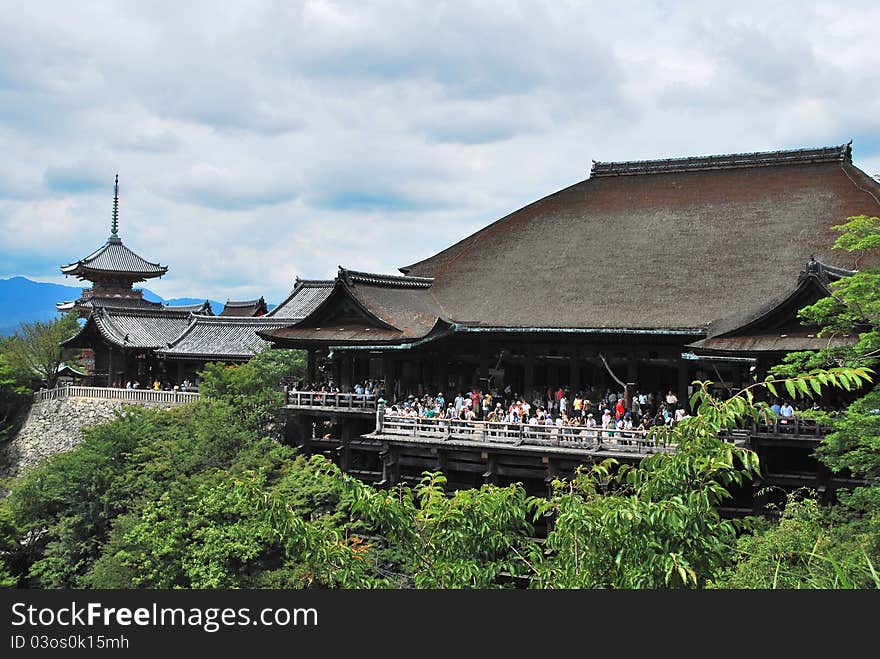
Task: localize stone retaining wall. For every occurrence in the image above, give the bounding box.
[0,397,179,479]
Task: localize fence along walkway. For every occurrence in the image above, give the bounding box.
[33,385,200,405]
[285,390,377,411]
[378,415,676,454]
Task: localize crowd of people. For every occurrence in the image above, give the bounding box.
[286,378,831,434]
[111,378,197,392]
[382,385,694,433]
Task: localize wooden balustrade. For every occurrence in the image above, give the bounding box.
[378,415,675,454]
[285,390,378,411]
[33,385,200,405]
[750,416,829,436]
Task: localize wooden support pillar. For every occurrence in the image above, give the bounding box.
[176,360,183,385]
[438,355,449,396]
[479,338,489,389]
[380,444,400,486]
[482,451,498,485]
[570,348,580,393]
[332,357,341,389]
[431,447,446,473]
[677,360,689,411]
[524,345,535,398]
[626,352,638,408]
[340,421,352,472]
[544,456,558,495]
[381,352,395,400]
[107,346,114,387]
[307,349,317,385]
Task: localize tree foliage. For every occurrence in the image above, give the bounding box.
[2,314,82,389]
[198,348,305,438]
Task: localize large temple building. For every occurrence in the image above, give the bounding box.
[258,142,880,499]
[261,143,879,406]
[52,143,880,502]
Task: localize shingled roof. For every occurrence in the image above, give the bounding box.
[157,316,291,361]
[400,143,880,331]
[267,279,337,320]
[686,257,859,355]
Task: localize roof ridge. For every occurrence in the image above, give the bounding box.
[338,266,434,288]
[590,143,852,177]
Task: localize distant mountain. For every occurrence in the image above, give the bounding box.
[0,277,227,336]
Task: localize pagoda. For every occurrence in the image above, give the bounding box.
[56,175,283,387]
[58,175,168,316]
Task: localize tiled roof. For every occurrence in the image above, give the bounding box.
[157,316,290,360]
[219,297,268,317]
[162,301,213,314]
[62,307,195,350]
[56,296,164,313]
[267,279,334,320]
[61,239,167,279]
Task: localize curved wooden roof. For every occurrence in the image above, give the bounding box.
[401,144,880,331]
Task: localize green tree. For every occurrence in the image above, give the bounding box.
[236,370,865,589]
[0,350,30,441]
[710,494,880,589]
[2,314,82,388]
[198,348,305,438]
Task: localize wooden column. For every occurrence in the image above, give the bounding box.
[479,338,489,389]
[306,349,317,385]
[626,352,638,408]
[381,352,395,400]
[438,354,449,395]
[677,360,689,411]
[524,345,535,399]
[570,348,581,393]
[107,346,114,387]
[332,357,341,389]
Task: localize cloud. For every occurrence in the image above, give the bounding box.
[43,162,111,194]
[1,0,879,305]
[159,164,299,210]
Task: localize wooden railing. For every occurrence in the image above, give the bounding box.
[750,417,829,436]
[34,385,200,405]
[377,415,676,454]
[285,390,378,411]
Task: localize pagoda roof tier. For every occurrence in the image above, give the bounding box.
[61,307,196,350]
[56,297,212,315]
[157,316,291,361]
[61,240,168,280]
[219,297,268,317]
[399,142,880,331]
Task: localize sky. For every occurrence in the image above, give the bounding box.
[2,1,879,304]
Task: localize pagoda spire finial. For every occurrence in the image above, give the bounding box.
[109,174,121,243]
